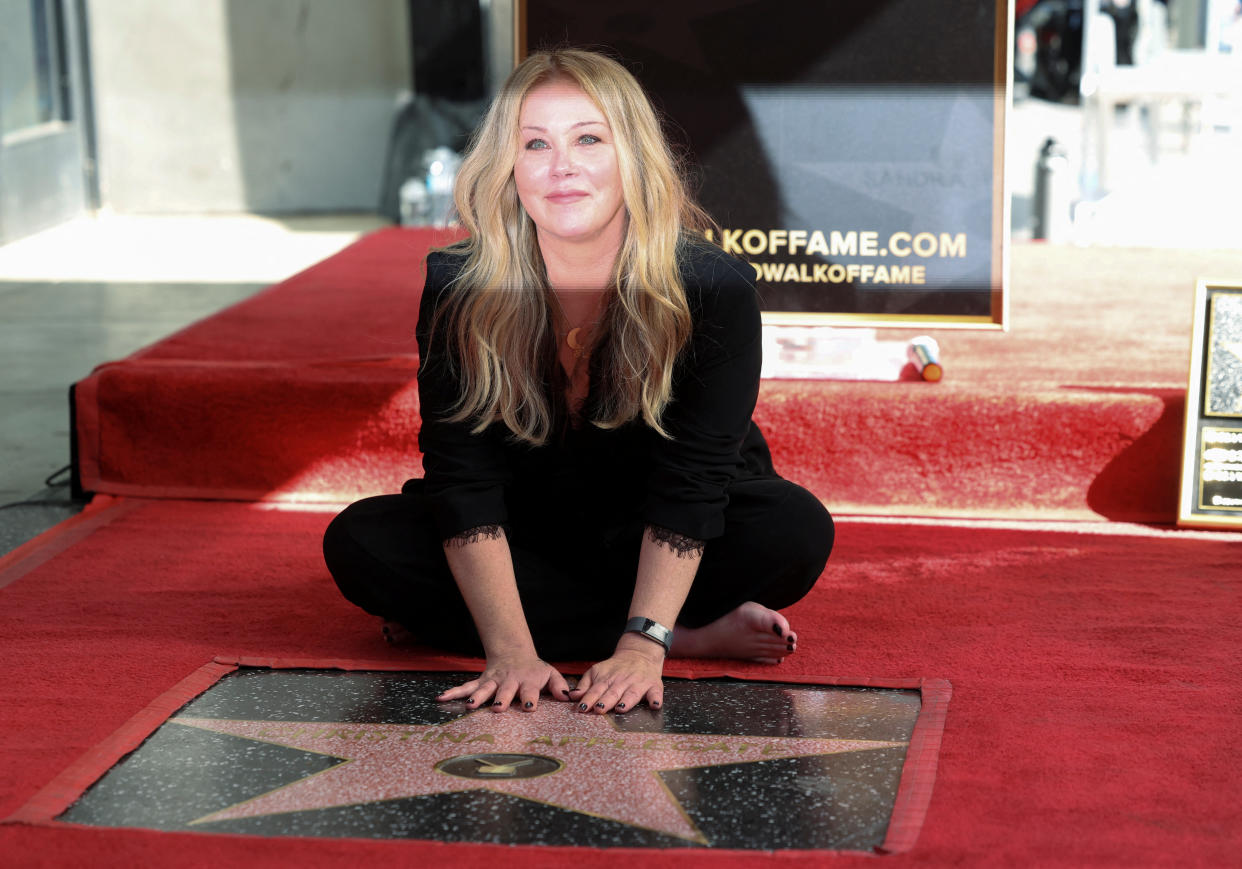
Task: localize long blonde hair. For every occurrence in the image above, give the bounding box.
[435,48,715,445]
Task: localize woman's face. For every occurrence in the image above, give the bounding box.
[513,79,626,251]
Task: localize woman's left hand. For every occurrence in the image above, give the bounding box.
[569,638,665,713]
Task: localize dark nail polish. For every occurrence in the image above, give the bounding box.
[465,698,475,705]
[524,701,533,709]
[493,701,504,707]
[561,689,570,696]
[617,702,626,710]
[787,643,795,651]
[579,703,588,711]
[772,623,782,636]
[651,701,661,709]
[594,701,605,708]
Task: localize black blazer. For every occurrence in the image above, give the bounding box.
[413,238,776,544]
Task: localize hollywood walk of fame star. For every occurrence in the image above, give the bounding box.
[174,703,906,844]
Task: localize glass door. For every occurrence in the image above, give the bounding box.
[0,0,94,244]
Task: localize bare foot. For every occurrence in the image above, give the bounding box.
[381,619,415,646]
[670,602,797,664]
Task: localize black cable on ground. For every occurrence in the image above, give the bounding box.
[44,464,72,488]
[0,499,80,512]
[1,465,82,511]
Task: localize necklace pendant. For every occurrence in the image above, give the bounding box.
[566,326,588,358]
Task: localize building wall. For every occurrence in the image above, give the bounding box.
[87,0,410,213]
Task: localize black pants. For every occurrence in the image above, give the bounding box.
[323,477,833,660]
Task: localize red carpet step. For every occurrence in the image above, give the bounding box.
[72,230,1242,521]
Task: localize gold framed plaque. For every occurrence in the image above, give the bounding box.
[1178,280,1242,529]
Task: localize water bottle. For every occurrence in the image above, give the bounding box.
[1033,138,1073,242]
[423,146,461,228]
[399,176,428,227]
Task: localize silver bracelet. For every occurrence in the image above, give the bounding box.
[624,616,672,654]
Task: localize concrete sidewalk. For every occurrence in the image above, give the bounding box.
[1007,96,1240,248]
[0,213,386,554]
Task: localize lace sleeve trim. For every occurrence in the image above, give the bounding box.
[444,524,505,548]
[646,525,706,559]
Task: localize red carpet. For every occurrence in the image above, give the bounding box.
[71,231,1242,520]
[7,233,1242,864]
[2,499,1240,866]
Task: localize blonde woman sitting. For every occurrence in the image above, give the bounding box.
[324,48,833,715]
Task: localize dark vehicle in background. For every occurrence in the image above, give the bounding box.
[1015,0,1141,101]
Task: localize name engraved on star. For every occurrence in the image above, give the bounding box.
[254,725,497,745]
[527,735,792,755]
[246,725,794,756]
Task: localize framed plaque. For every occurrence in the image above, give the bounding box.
[517,0,1010,328]
[1178,281,1242,529]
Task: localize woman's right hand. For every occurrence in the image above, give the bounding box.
[436,655,573,713]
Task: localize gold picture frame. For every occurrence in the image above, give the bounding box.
[1177,280,1242,529]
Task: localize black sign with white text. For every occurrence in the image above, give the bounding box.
[521,0,1009,326]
